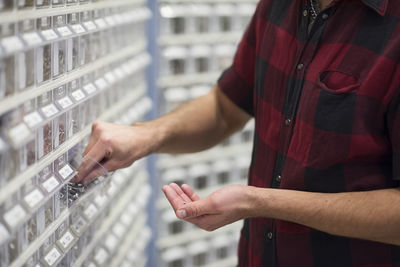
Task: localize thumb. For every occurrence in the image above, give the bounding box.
[176,199,211,219]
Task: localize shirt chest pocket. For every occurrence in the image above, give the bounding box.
[317,69,360,94]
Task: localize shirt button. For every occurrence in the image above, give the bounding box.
[276,175,282,183]
[322,13,329,19]
[303,9,308,17]
[297,63,304,70]
[267,232,273,240]
[285,119,291,126]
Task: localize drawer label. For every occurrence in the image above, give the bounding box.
[42,176,60,193]
[71,89,85,102]
[23,32,42,46]
[83,21,96,31]
[83,83,97,95]
[94,19,107,29]
[94,248,108,265]
[42,29,58,41]
[41,104,59,118]
[83,204,98,220]
[1,36,24,53]
[57,96,73,110]
[104,234,118,252]
[9,123,31,147]
[4,205,26,229]
[58,26,72,37]
[43,247,61,266]
[58,164,74,180]
[95,78,107,90]
[24,189,45,209]
[58,230,75,250]
[24,111,43,129]
[71,24,85,34]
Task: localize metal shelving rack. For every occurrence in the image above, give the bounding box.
[0,0,153,266]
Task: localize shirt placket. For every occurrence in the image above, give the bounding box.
[272,4,336,188]
[265,4,335,267]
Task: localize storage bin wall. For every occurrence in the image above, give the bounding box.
[0,1,153,266]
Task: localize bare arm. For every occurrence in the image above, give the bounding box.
[251,187,400,245]
[163,184,400,245]
[73,85,251,184]
[150,85,251,154]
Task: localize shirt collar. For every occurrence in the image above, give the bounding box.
[360,0,389,16]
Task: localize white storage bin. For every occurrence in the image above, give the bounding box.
[188,163,211,190]
[211,234,231,261]
[190,45,212,74]
[162,46,188,76]
[164,87,190,113]
[213,159,232,186]
[188,240,209,267]
[160,4,189,35]
[190,4,212,34]
[214,4,235,33]
[162,246,187,267]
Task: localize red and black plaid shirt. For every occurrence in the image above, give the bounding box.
[218,0,400,266]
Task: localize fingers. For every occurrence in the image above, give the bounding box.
[181,184,200,201]
[169,183,192,203]
[177,199,213,219]
[163,183,213,219]
[72,141,107,183]
[162,185,187,212]
[83,122,102,156]
[82,136,97,157]
[80,165,106,185]
[80,160,118,185]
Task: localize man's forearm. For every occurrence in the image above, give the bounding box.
[144,85,250,154]
[249,187,400,245]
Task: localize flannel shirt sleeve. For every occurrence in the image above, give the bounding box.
[387,88,400,181]
[217,1,262,116]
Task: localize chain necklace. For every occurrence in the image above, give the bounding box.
[309,0,321,20]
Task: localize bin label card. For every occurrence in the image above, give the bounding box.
[94,248,108,265]
[24,111,43,129]
[42,176,60,193]
[4,205,26,229]
[105,234,118,252]
[84,204,98,220]
[23,32,42,46]
[71,24,85,34]
[58,26,72,37]
[42,29,58,41]
[83,21,96,31]
[105,72,116,84]
[9,123,31,147]
[41,104,59,118]
[95,19,107,29]
[95,78,107,90]
[24,189,45,209]
[58,230,75,250]
[1,36,24,54]
[43,247,61,266]
[57,96,73,110]
[71,89,85,102]
[83,83,96,95]
[58,164,74,180]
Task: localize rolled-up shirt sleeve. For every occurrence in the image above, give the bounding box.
[217,1,263,116]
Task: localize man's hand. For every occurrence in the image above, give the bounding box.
[162,183,252,231]
[72,121,158,185]
[72,86,250,185]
